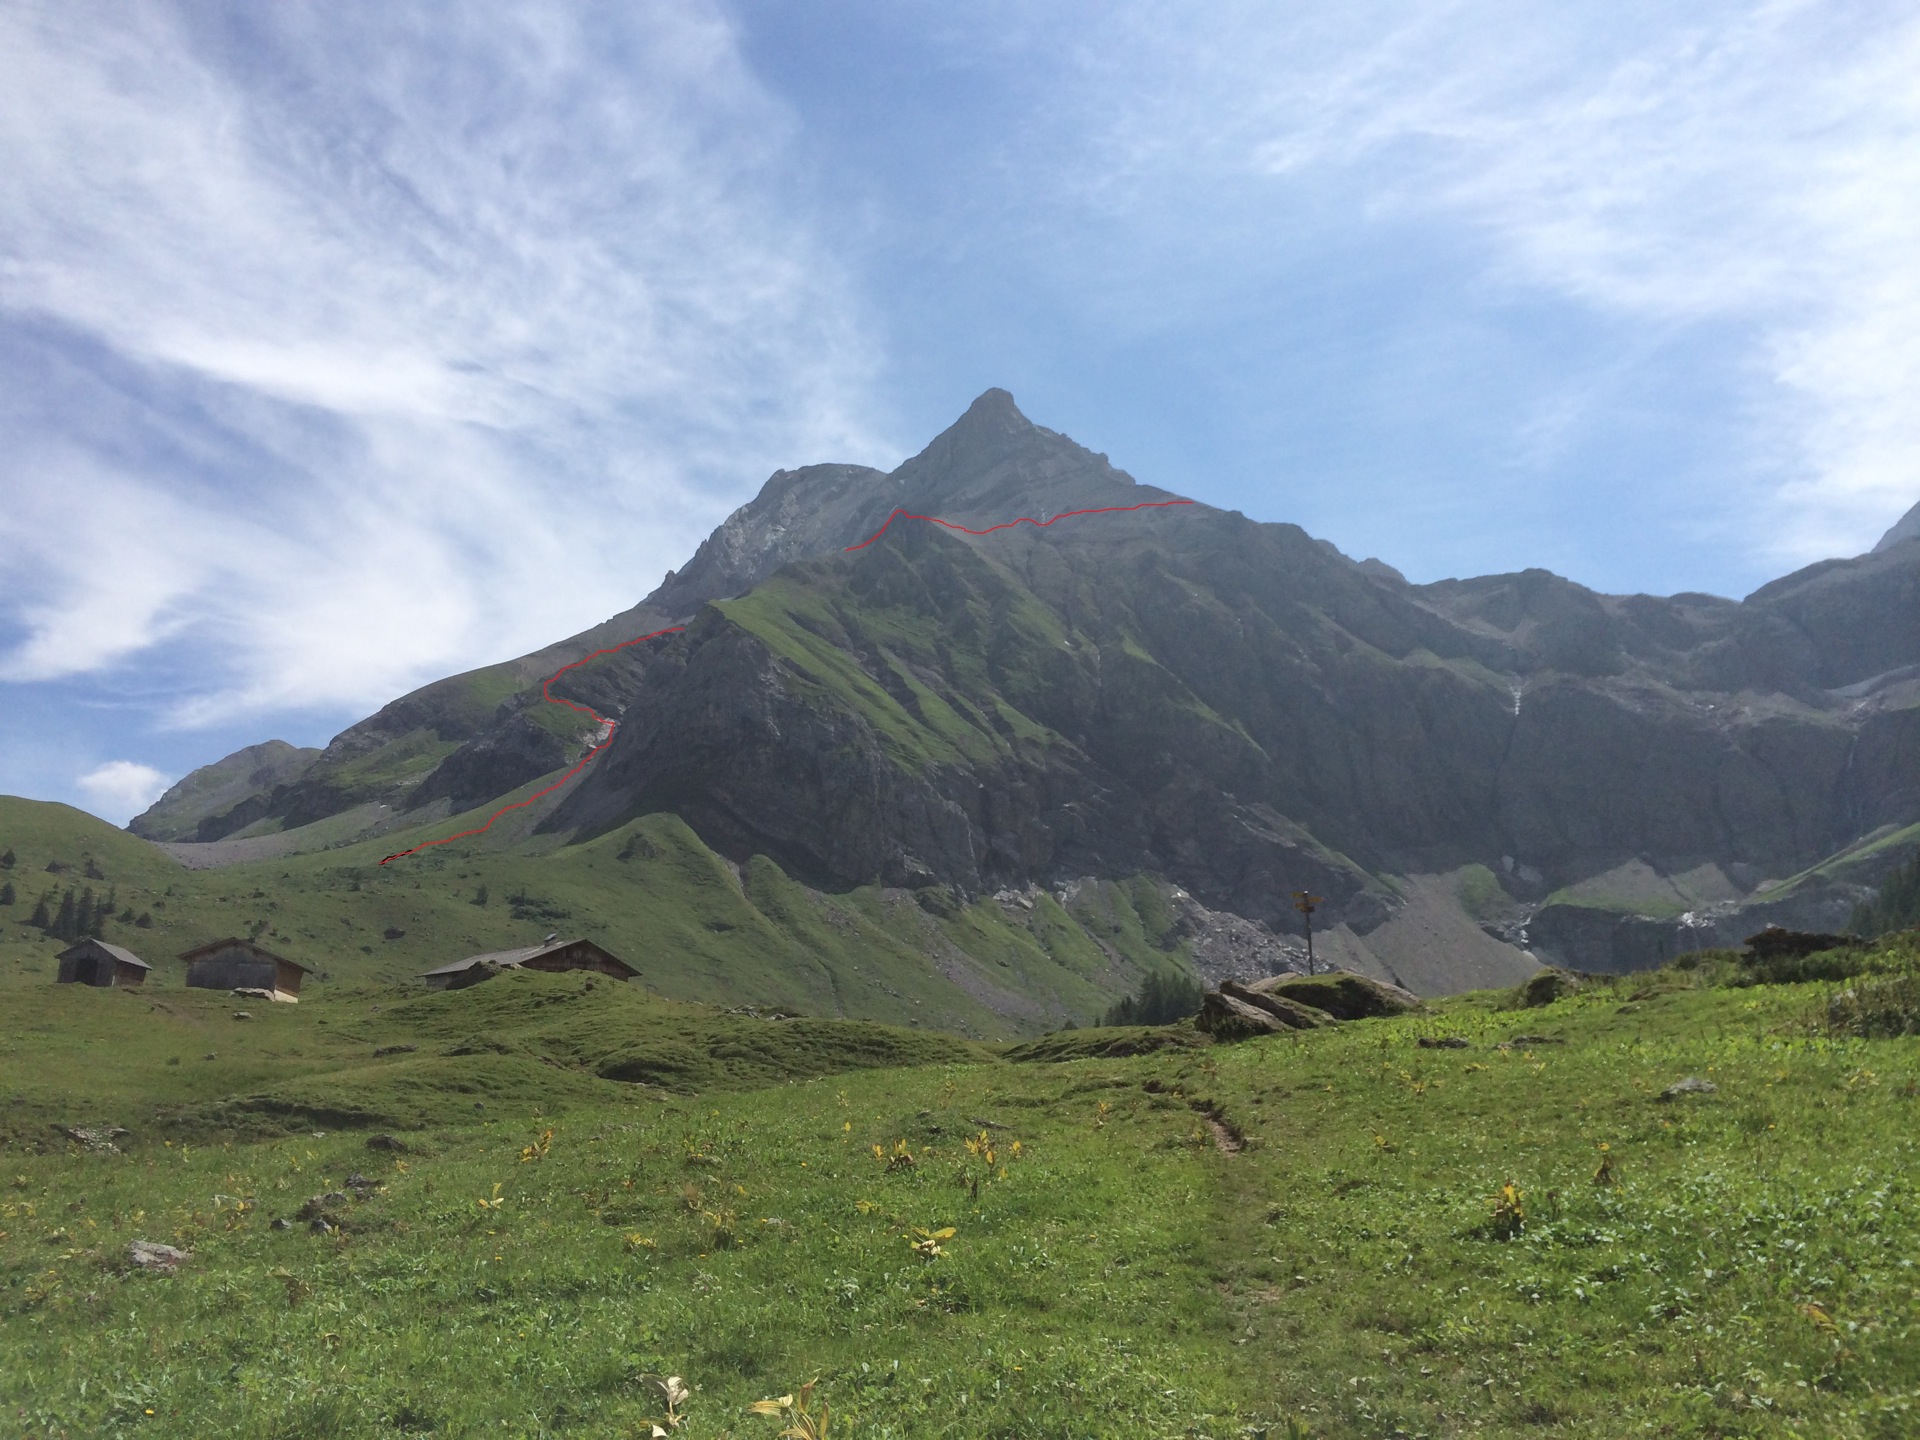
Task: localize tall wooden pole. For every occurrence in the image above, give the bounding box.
[1292,891,1324,975]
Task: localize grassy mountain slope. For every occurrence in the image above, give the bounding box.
[4,944,1917,1436]
[0,796,1192,1038]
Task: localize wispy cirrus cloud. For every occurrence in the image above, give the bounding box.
[0,0,890,722]
[1044,1,1920,565]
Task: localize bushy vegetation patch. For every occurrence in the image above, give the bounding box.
[1827,974,1920,1039]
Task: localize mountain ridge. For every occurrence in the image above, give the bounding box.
[124,390,1920,989]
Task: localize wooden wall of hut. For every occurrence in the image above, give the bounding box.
[518,944,633,980]
[183,943,306,997]
[55,939,149,988]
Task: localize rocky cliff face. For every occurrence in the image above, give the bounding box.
[544,483,1917,941]
[135,390,1920,981]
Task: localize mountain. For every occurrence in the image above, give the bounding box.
[127,391,1920,992]
[128,739,320,842]
[1875,497,1920,553]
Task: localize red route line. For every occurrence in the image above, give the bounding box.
[380,495,1194,863]
[844,496,1193,551]
[378,626,685,864]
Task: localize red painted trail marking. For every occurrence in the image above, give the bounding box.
[844,496,1193,551]
[378,626,684,864]
[381,494,1193,863]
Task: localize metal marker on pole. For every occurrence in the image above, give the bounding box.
[1292,891,1324,975]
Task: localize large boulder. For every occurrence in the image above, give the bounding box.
[1516,967,1581,1008]
[1218,979,1334,1030]
[1198,990,1302,1041]
[1246,971,1421,1020]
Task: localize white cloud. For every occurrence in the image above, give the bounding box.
[76,760,172,824]
[1034,1,1920,565]
[0,0,893,720]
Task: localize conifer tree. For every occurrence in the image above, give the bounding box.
[1102,968,1205,1026]
[30,893,52,930]
[53,889,78,941]
[0,880,14,905]
[0,847,15,869]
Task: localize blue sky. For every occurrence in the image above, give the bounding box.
[3,0,1918,823]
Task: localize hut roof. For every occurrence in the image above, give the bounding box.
[55,938,150,970]
[417,955,505,979]
[418,937,635,980]
[177,936,312,973]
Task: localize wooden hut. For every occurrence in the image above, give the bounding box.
[419,937,636,991]
[55,938,151,988]
[179,937,311,1002]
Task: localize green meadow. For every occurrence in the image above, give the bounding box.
[0,795,1191,1042]
[4,940,1919,1438]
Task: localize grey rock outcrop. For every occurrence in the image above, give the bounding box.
[1244,971,1422,1020]
[1196,969,1419,1040]
[1197,989,1310,1039]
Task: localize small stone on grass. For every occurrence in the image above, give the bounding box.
[128,1240,190,1273]
[1660,1076,1718,1100]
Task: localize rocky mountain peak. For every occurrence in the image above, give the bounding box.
[646,388,1167,623]
[895,388,1037,492]
[893,387,1153,522]
[642,461,893,617]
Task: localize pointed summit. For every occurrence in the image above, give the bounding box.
[954,386,1032,433]
[882,386,1182,530]
[892,388,1043,500]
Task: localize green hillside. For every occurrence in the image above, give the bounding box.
[3,939,1917,1436]
[0,796,1192,1040]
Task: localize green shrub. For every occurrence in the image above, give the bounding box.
[1826,974,1920,1038]
[1735,946,1876,987]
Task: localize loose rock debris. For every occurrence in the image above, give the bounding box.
[128,1240,190,1274]
[52,1124,131,1153]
